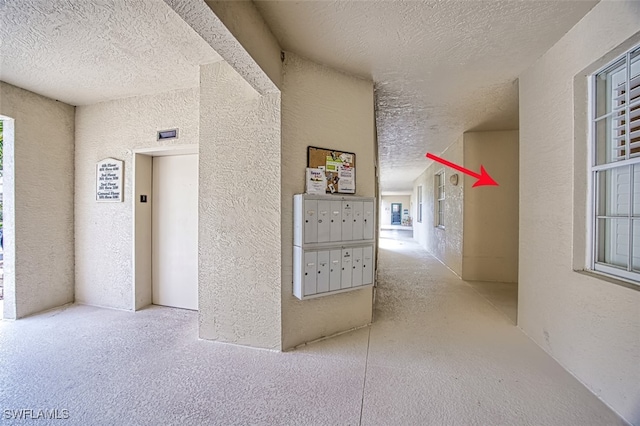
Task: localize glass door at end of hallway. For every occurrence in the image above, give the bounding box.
[391,203,402,225]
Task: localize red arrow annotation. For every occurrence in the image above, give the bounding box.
[425,153,499,188]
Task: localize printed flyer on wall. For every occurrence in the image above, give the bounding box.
[337,164,355,193]
[325,156,343,173]
[306,168,327,195]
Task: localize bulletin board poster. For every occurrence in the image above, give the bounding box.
[307,146,356,194]
[306,168,327,195]
[96,158,123,202]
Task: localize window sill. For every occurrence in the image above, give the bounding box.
[575,269,640,292]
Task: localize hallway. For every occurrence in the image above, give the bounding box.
[370,236,623,424]
[0,235,625,425]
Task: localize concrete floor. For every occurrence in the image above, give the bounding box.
[380,228,518,323]
[0,235,626,425]
[380,224,413,231]
[465,280,518,324]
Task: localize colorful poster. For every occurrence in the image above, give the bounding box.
[326,156,342,172]
[306,168,327,195]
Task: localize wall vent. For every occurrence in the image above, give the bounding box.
[157,128,178,140]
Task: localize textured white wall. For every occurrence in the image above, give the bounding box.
[75,88,200,310]
[413,138,464,276]
[205,0,282,90]
[463,131,519,283]
[163,0,278,95]
[519,1,640,423]
[380,196,411,226]
[281,53,376,350]
[199,62,282,349]
[0,82,75,319]
[133,154,152,310]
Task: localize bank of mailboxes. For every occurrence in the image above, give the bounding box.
[293,194,376,300]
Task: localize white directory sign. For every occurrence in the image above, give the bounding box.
[96,158,123,202]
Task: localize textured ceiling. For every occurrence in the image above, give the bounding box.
[0,0,222,106]
[255,0,599,193]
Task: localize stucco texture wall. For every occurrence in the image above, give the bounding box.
[519,1,640,423]
[75,88,200,310]
[463,130,519,283]
[0,82,75,319]
[380,195,411,226]
[281,52,376,350]
[204,0,282,90]
[413,137,464,276]
[199,62,282,350]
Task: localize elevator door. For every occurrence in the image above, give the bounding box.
[152,154,198,310]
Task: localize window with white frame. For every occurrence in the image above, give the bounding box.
[590,43,640,283]
[417,186,423,223]
[435,171,445,228]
